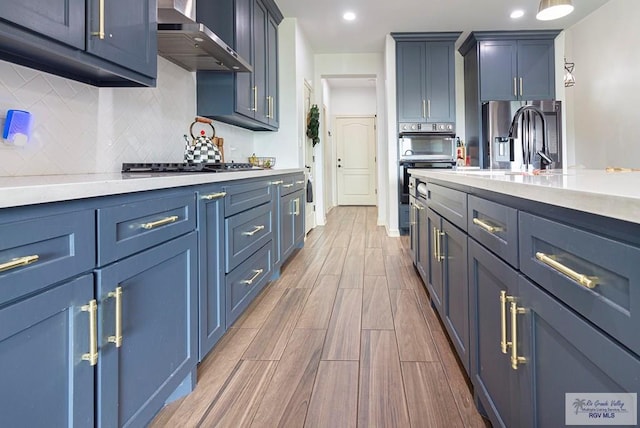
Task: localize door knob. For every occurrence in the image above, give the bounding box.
[338,165,342,168]
[338,158,341,161]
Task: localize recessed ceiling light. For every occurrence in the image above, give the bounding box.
[510,9,525,19]
[343,11,356,21]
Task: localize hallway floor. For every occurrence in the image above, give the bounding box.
[150,206,489,427]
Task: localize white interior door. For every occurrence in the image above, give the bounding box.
[304,81,315,233]
[336,116,377,206]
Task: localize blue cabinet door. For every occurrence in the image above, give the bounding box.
[267,13,279,127]
[197,189,226,360]
[0,0,85,49]
[516,275,640,427]
[292,189,305,248]
[479,40,517,101]
[253,0,268,124]
[0,274,94,428]
[96,232,198,428]
[426,208,443,311]
[517,39,555,100]
[442,218,469,372]
[86,0,157,78]
[397,41,427,123]
[415,198,429,282]
[468,239,519,428]
[426,41,456,123]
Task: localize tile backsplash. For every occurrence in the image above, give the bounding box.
[0,57,254,176]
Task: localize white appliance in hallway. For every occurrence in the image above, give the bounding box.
[336,116,377,205]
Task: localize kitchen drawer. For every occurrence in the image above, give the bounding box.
[468,195,519,268]
[97,192,196,266]
[225,202,273,272]
[428,183,468,231]
[519,211,640,357]
[279,174,306,196]
[223,179,273,217]
[0,209,95,306]
[226,242,272,327]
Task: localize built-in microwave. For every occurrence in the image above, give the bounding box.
[398,122,457,163]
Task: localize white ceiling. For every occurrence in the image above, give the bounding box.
[274,0,610,53]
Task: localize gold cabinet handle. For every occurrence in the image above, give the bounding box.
[535,252,598,289]
[437,230,445,262]
[500,291,515,354]
[422,100,426,118]
[92,0,105,39]
[427,99,431,118]
[107,287,123,348]
[141,215,179,230]
[282,183,294,188]
[252,86,258,112]
[81,299,98,366]
[519,77,523,97]
[242,225,265,236]
[295,180,306,185]
[513,77,517,97]
[266,96,271,118]
[473,217,503,234]
[510,301,527,370]
[0,254,39,273]
[202,191,227,200]
[241,269,263,285]
[432,227,439,260]
[294,198,300,216]
[271,180,284,185]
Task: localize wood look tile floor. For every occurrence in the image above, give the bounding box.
[150,206,491,428]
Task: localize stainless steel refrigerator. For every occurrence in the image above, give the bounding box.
[482,100,562,170]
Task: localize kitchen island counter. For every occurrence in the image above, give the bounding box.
[0,168,303,209]
[409,168,640,225]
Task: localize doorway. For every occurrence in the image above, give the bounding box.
[336,116,377,205]
[303,80,316,233]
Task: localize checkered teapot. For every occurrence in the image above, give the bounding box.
[184,117,222,163]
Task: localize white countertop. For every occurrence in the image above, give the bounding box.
[409,168,640,225]
[0,168,304,209]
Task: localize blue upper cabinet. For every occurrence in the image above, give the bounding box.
[0,0,157,86]
[197,0,283,131]
[461,31,559,101]
[393,33,460,125]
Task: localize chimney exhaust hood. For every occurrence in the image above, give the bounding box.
[157,0,252,73]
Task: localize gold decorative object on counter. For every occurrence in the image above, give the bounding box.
[248,153,276,168]
[605,167,640,172]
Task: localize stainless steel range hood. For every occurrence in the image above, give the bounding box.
[157,0,252,72]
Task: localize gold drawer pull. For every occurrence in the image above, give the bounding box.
[473,217,503,234]
[295,180,306,185]
[242,225,265,236]
[500,291,514,354]
[271,180,284,185]
[282,183,294,188]
[432,227,439,261]
[202,191,227,200]
[141,215,179,230]
[107,287,123,348]
[437,229,445,262]
[293,198,300,216]
[535,252,598,289]
[81,299,98,366]
[510,301,527,370]
[241,269,263,285]
[0,254,39,273]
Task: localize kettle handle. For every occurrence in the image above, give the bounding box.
[190,117,216,139]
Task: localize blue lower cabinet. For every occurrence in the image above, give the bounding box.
[95,232,198,428]
[516,275,640,428]
[226,242,272,327]
[468,239,519,428]
[279,189,304,261]
[0,274,95,428]
[197,187,226,361]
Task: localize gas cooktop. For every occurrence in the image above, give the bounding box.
[122,162,258,173]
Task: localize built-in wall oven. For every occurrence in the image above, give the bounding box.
[398,122,456,232]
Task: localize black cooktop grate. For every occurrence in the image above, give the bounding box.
[122,162,257,173]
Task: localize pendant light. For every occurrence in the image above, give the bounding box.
[536,0,574,21]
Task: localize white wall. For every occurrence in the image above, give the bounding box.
[384,35,397,236]
[564,0,640,169]
[0,56,255,176]
[314,53,387,228]
[330,86,377,115]
[322,80,333,215]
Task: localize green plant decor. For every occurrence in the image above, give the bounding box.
[306,104,320,146]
